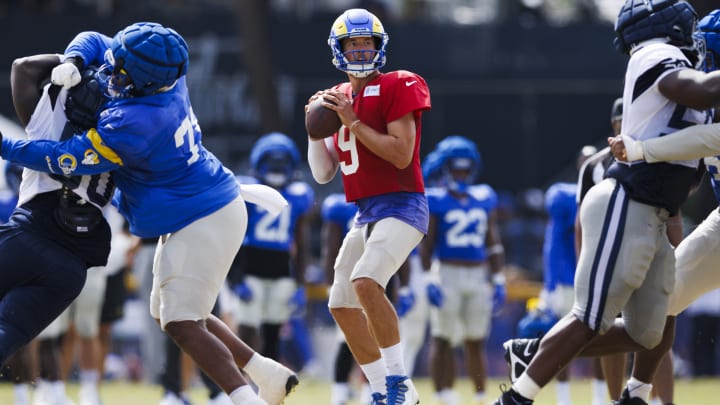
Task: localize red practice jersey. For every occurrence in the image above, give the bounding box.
[332,70,431,202]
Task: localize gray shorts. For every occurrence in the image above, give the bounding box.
[572,179,674,349]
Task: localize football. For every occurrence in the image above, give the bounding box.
[305,96,341,140]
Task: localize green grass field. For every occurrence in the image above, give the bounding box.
[2,377,719,405]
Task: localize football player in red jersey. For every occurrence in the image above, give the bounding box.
[306,7,431,405]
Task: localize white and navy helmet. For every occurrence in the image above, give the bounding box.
[614,0,698,55]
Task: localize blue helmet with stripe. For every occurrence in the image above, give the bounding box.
[328,8,389,78]
[104,22,188,97]
[614,0,698,55]
[698,9,720,72]
[250,132,300,188]
[435,135,482,193]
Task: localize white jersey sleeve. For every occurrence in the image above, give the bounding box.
[621,42,707,169]
[642,123,720,163]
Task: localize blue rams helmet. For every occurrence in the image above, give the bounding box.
[250,132,300,188]
[102,22,189,97]
[614,0,698,55]
[421,149,444,187]
[698,10,720,72]
[328,8,389,78]
[435,135,482,193]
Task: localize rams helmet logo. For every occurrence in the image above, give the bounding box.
[58,154,77,175]
[82,149,100,165]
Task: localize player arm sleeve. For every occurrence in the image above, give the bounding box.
[63,31,113,67]
[1,130,120,175]
[307,137,338,184]
[642,123,720,163]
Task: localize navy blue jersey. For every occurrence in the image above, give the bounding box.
[426,184,498,261]
[543,182,578,291]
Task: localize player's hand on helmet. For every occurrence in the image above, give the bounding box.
[289,285,307,312]
[233,281,253,302]
[395,286,415,317]
[51,61,82,89]
[424,270,444,308]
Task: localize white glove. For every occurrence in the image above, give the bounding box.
[51,62,81,89]
[621,134,645,162]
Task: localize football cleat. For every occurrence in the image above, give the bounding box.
[503,338,540,384]
[611,389,649,405]
[490,386,533,405]
[245,355,299,405]
[385,375,419,405]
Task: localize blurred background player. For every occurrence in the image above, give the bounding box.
[0,161,38,405]
[229,132,314,364]
[420,136,506,405]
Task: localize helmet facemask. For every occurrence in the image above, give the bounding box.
[257,152,295,189]
[442,157,476,194]
[328,8,388,78]
[99,49,135,99]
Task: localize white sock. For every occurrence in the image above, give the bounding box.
[80,369,100,384]
[50,381,67,397]
[513,373,541,400]
[473,391,486,405]
[229,385,263,405]
[360,358,387,395]
[379,342,406,376]
[649,398,662,405]
[556,381,571,405]
[331,383,350,403]
[627,377,652,402]
[13,383,29,404]
[591,379,607,405]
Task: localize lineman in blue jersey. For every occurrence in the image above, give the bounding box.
[0,54,115,369]
[322,192,361,405]
[228,132,314,364]
[419,136,506,405]
[0,23,296,405]
[493,1,720,404]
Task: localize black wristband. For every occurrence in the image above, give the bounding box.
[66,56,84,70]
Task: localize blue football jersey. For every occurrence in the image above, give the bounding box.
[321,192,358,234]
[426,184,498,261]
[0,33,240,238]
[239,176,314,251]
[542,182,578,291]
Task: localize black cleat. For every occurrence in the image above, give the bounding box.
[491,386,533,405]
[503,338,540,383]
[610,388,648,405]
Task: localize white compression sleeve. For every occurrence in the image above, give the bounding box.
[643,123,720,162]
[307,137,339,184]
